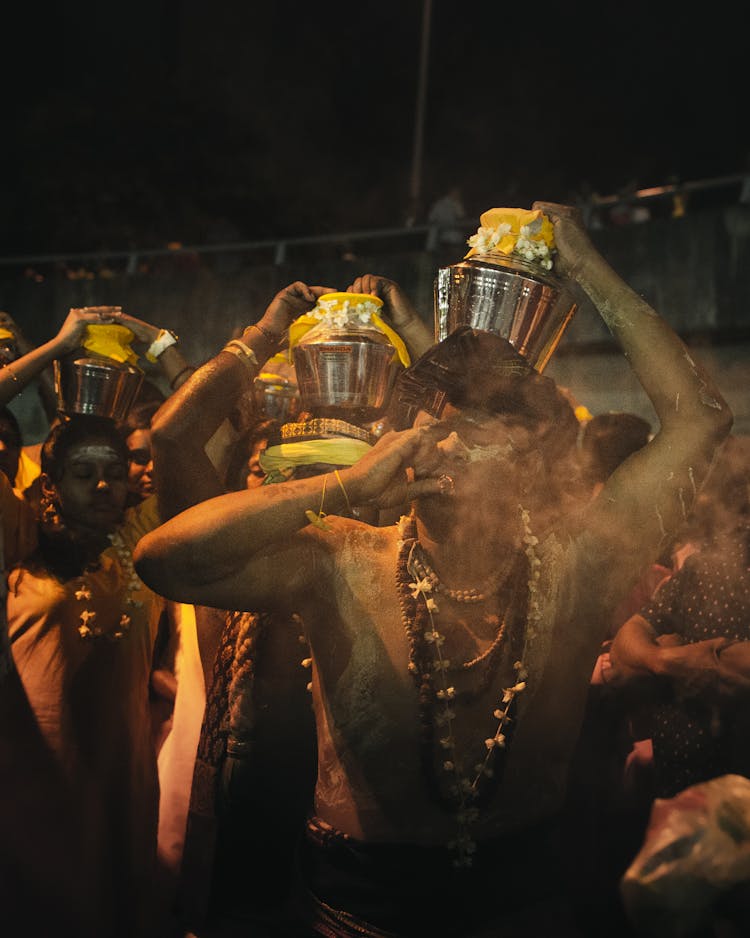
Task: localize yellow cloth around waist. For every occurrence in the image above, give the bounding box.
[259,437,371,482]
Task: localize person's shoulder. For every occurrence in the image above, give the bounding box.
[308,513,395,543]
[301,518,399,579]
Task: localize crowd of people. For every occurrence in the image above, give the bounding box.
[0,201,748,938]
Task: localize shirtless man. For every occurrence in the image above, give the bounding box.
[134,203,731,936]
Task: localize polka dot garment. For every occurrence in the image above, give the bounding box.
[640,528,750,798]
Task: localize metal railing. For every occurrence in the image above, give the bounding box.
[591,172,746,206]
[0,223,458,274]
[0,172,745,275]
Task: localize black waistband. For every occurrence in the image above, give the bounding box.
[298,814,570,936]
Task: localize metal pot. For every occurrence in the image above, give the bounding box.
[292,327,400,424]
[434,253,578,371]
[54,353,144,422]
[254,373,300,422]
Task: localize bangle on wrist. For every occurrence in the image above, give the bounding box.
[223,339,259,374]
[146,329,179,362]
[247,322,280,342]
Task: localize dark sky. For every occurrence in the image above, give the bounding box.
[2,2,746,255]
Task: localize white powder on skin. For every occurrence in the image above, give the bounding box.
[436,430,516,465]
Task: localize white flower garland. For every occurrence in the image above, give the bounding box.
[467,219,554,271]
[76,531,144,641]
[397,508,540,867]
[310,296,383,331]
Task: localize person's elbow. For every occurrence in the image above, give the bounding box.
[133,530,188,600]
[150,404,184,452]
[711,397,734,441]
[696,389,733,443]
[667,392,734,463]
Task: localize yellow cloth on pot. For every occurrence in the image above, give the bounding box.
[82,324,139,365]
[464,207,555,260]
[288,293,410,368]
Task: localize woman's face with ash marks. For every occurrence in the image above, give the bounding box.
[54,439,129,531]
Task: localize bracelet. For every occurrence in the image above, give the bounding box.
[305,475,333,531]
[169,365,195,390]
[146,329,179,361]
[334,469,353,516]
[248,322,280,342]
[223,339,259,373]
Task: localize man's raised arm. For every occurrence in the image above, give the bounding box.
[536,201,732,562]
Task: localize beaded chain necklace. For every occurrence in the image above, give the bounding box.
[396,511,540,867]
[75,530,144,641]
[409,546,514,605]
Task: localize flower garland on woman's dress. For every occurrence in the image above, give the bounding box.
[75,530,144,641]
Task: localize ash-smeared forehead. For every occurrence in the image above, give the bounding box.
[42,415,130,481]
[67,443,125,465]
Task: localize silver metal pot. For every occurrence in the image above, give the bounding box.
[292,327,400,423]
[54,354,144,422]
[254,373,300,422]
[434,253,578,371]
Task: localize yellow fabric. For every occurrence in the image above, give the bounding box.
[259,352,297,386]
[287,293,410,368]
[0,328,14,341]
[82,324,139,365]
[259,438,371,481]
[465,207,555,260]
[258,372,293,387]
[370,311,410,368]
[14,446,41,492]
[574,404,594,424]
[315,291,382,308]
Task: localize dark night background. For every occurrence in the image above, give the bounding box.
[2,2,748,258]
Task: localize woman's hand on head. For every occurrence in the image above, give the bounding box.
[346,274,418,331]
[57,306,124,353]
[113,312,165,345]
[261,282,335,336]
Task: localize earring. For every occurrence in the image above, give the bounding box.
[40,489,61,528]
